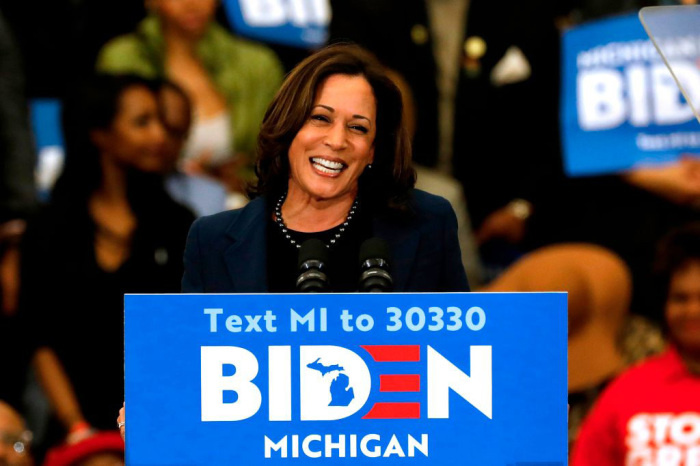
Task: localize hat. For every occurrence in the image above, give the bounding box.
[43,431,124,466]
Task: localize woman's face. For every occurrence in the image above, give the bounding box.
[93,85,167,173]
[287,74,376,203]
[665,261,700,355]
[158,86,191,170]
[151,0,217,38]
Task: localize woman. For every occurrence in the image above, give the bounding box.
[96,0,284,192]
[181,43,469,293]
[20,75,194,438]
[118,44,469,438]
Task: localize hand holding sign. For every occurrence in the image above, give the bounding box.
[624,155,700,205]
[117,404,125,441]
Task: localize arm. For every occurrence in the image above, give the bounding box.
[33,347,92,441]
[623,156,700,205]
[181,217,204,292]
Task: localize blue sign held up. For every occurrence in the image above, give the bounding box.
[222,0,329,49]
[124,292,567,465]
[561,13,700,176]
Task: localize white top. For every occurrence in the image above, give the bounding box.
[181,111,233,167]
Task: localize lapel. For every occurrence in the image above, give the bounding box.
[373,213,420,292]
[223,197,269,292]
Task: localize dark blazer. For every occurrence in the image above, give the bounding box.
[182,189,469,293]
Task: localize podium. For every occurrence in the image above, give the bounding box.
[124,292,567,465]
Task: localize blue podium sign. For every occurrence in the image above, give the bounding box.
[561,14,700,176]
[124,293,567,465]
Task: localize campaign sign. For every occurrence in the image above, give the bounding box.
[561,13,700,176]
[222,0,329,49]
[30,99,65,198]
[124,293,567,465]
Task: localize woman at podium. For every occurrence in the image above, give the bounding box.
[118,44,470,440]
[181,44,469,293]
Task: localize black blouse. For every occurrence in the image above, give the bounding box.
[266,198,373,292]
[19,199,194,430]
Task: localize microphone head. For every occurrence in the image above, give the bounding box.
[298,239,329,270]
[358,238,393,292]
[359,238,391,268]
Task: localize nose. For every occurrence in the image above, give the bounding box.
[151,120,167,147]
[323,122,348,151]
[688,296,700,316]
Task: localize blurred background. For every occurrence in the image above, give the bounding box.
[0,0,698,464]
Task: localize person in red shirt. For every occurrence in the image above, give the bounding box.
[571,223,700,466]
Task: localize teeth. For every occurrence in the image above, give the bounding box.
[313,163,342,174]
[311,157,344,170]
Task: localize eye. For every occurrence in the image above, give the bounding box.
[349,124,369,134]
[310,114,330,123]
[133,114,152,127]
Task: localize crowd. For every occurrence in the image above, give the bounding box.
[0,0,698,464]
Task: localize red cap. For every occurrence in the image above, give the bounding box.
[43,431,124,466]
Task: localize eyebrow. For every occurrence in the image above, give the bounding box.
[313,105,373,126]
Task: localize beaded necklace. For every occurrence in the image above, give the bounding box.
[273,192,359,249]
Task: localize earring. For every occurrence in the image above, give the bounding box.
[366,164,372,170]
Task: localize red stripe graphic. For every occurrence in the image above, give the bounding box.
[362,402,420,419]
[360,345,420,362]
[380,374,420,392]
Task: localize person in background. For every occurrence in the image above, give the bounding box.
[570,223,700,465]
[96,0,284,198]
[158,80,228,217]
[19,75,194,441]
[0,8,36,410]
[0,401,33,466]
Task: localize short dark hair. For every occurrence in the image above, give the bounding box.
[654,222,700,296]
[250,43,416,212]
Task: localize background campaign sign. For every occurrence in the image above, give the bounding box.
[222,0,329,48]
[30,99,64,198]
[561,13,700,176]
[124,293,567,465]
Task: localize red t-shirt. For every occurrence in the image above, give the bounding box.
[571,347,700,466]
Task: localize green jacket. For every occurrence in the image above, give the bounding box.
[96,16,284,160]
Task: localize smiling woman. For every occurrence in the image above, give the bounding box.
[284,74,376,231]
[181,44,469,293]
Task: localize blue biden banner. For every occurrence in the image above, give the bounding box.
[124,293,567,465]
[222,0,329,48]
[561,14,700,176]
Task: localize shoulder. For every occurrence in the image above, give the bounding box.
[96,34,156,76]
[406,189,457,225]
[212,25,277,59]
[208,25,283,75]
[409,189,454,213]
[188,197,265,241]
[597,349,676,400]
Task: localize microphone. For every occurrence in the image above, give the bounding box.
[358,238,393,292]
[296,239,330,292]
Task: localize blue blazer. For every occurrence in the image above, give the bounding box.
[181,189,469,292]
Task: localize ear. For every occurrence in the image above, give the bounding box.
[368,146,375,166]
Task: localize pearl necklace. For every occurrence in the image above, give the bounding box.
[274,193,359,249]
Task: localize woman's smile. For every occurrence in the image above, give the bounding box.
[310,157,347,176]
